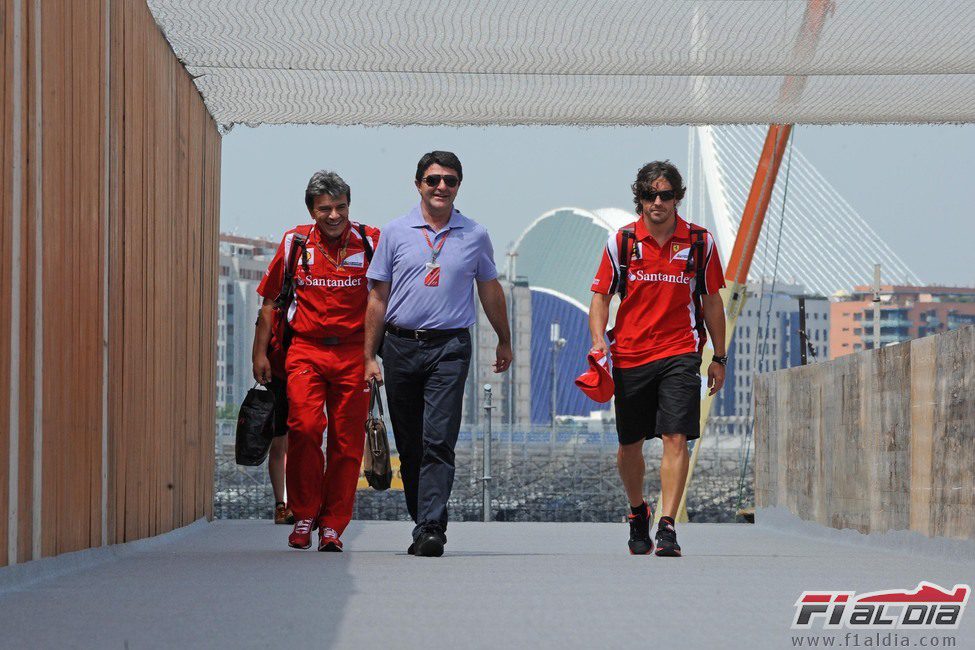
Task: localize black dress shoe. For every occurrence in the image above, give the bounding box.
[415,526,446,557]
[407,542,416,555]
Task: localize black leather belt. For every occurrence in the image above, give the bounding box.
[385,324,467,341]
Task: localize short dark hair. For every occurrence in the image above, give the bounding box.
[631,160,686,213]
[415,151,463,183]
[304,170,350,210]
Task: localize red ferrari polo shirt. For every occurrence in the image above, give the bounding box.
[257,222,380,341]
[590,214,725,368]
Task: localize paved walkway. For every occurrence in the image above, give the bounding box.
[1,520,972,649]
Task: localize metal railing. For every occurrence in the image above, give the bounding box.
[214,416,755,523]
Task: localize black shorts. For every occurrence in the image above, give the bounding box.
[613,353,702,445]
[268,377,289,438]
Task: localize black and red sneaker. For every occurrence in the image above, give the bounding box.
[654,517,682,557]
[627,503,654,555]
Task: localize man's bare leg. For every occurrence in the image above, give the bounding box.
[619,438,654,554]
[617,439,646,507]
[654,433,688,557]
[658,433,689,518]
[269,436,291,523]
[269,435,288,502]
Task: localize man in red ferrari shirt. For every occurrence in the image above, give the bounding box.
[252,170,380,552]
[589,160,727,557]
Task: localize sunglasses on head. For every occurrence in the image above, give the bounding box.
[640,189,677,203]
[422,174,459,188]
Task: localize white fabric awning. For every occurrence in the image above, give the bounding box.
[147,1,975,128]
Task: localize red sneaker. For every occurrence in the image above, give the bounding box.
[318,527,343,552]
[288,518,316,549]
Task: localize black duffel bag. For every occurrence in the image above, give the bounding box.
[235,383,276,466]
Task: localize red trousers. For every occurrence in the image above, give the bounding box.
[285,337,369,535]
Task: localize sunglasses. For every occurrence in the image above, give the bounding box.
[422,174,460,188]
[640,189,677,203]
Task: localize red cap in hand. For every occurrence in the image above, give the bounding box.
[574,349,615,403]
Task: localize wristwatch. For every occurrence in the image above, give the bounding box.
[712,355,728,366]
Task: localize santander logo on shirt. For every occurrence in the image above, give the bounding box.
[628,270,691,284]
[297,274,364,288]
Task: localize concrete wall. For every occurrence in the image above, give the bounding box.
[1,0,220,567]
[754,326,974,540]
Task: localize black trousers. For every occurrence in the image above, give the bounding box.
[382,329,471,539]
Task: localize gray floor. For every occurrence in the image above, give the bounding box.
[1,520,972,649]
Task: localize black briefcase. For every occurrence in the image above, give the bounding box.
[235,383,276,466]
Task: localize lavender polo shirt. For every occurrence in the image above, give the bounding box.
[366,205,498,330]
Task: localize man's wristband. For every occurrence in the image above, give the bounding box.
[712,355,728,366]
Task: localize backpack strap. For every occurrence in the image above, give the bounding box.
[685,227,709,345]
[617,228,634,299]
[357,223,374,263]
[685,227,708,296]
[273,226,311,310]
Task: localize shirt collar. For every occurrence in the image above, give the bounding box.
[407,204,466,233]
[309,222,352,248]
[633,213,690,242]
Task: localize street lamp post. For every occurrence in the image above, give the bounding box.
[872,263,881,350]
[482,384,493,522]
[550,321,566,427]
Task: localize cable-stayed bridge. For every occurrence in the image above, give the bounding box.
[687,126,922,296]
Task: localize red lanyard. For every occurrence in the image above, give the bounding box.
[422,228,450,266]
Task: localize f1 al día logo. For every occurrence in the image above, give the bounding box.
[792,582,970,630]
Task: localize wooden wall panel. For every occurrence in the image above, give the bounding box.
[1,0,219,567]
[17,0,38,566]
[1,0,16,568]
[202,124,220,522]
[38,0,106,558]
[105,0,126,548]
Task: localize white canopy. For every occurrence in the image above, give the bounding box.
[147,1,975,128]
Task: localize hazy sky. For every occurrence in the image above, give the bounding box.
[221,124,974,287]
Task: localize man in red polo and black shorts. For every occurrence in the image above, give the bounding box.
[252,170,380,552]
[589,160,727,557]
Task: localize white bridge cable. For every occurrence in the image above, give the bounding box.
[725,144,857,294]
[707,125,922,295]
[730,125,922,286]
[712,134,835,293]
[711,130,841,294]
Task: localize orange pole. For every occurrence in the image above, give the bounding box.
[779,0,835,103]
[725,124,793,287]
[671,0,834,523]
[728,0,831,284]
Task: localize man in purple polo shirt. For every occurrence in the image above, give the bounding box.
[365,150,512,557]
